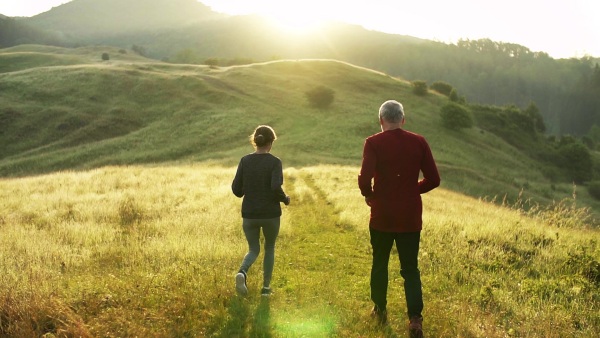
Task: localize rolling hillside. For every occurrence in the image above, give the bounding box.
[11,0,598,138]
[1,45,599,337]
[1,44,596,214]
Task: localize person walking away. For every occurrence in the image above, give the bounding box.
[358,100,440,337]
[232,125,291,297]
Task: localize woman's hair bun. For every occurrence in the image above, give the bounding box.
[250,125,277,148]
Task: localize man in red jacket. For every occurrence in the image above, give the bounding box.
[358,100,440,337]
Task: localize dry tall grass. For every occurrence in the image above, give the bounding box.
[0,165,598,337]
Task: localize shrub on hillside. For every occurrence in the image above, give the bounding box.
[504,106,537,135]
[131,44,147,57]
[556,141,593,183]
[440,102,473,130]
[524,101,546,133]
[431,81,453,96]
[305,85,335,108]
[581,136,595,150]
[204,58,219,67]
[449,88,459,102]
[411,80,428,96]
[101,53,110,61]
[586,181,600,200]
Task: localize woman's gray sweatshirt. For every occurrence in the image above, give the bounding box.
[232,153,288,219]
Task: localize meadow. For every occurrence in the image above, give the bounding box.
[0,164,598,337]
[2,44,599,214]
[1,44,599,337]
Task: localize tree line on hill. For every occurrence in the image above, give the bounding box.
[372,39,600,137]
[413,80,596,189]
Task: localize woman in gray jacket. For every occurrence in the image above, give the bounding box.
[232,125,290,296]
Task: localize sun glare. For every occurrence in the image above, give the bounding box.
[264,13,325,34]
[258,4,329,34]
[268,16,323,34]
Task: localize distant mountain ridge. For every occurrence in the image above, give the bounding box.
[25,0,224,38]
[20,0,426,59]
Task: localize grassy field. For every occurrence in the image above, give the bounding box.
[0,45,599,336]
[1,45,599,214]
[0,164,598,337]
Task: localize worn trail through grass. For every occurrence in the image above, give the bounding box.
[214,169,401,337]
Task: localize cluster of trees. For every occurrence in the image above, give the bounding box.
[417,79,595,186]
[365,39,600,137]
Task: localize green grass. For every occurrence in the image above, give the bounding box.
[0,165,598,337]
[1,44,598,214]
[0,45,599,336]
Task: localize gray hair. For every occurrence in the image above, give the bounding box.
[379,100,405,123]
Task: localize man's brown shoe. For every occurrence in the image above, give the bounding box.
[409,316,423,338]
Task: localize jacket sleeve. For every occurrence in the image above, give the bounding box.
[418,139,441,194]
[358,139,375,197]
[271,159,288,202]
[232,158,244,198]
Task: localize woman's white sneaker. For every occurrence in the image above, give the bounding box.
[235,272,247,295]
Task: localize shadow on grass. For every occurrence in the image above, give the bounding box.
[249,297,272,338]
[217,296,272,337]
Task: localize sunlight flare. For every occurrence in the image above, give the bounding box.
[262,12,325,35]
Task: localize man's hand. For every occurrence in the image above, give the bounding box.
[365,196,374,207]
[284,195,291,206]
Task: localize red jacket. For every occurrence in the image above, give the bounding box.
[358,128,440,232]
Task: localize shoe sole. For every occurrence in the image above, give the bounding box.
[235,273,247,295]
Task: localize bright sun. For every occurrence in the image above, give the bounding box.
[262,9,326,34]
[267,16,321,34]
[202,1,331,34]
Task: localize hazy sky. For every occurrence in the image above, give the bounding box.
[2,0,599,59]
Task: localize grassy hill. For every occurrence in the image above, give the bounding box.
[12,1,599,137]
[0,45,597,212]
[0,45,598,336]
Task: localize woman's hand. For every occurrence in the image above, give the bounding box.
[284,196,291,205]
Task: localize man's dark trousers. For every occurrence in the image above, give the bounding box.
[370,228,423,318]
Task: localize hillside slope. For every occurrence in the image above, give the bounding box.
[15,0,599,137]
[0,45,594,211]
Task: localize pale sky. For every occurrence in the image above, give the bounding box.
[1,0,599,59]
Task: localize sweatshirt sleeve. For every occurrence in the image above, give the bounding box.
[271,159,288,202]
[418,139,441,194]
[358,139,375,197]
[232,158,244,198]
